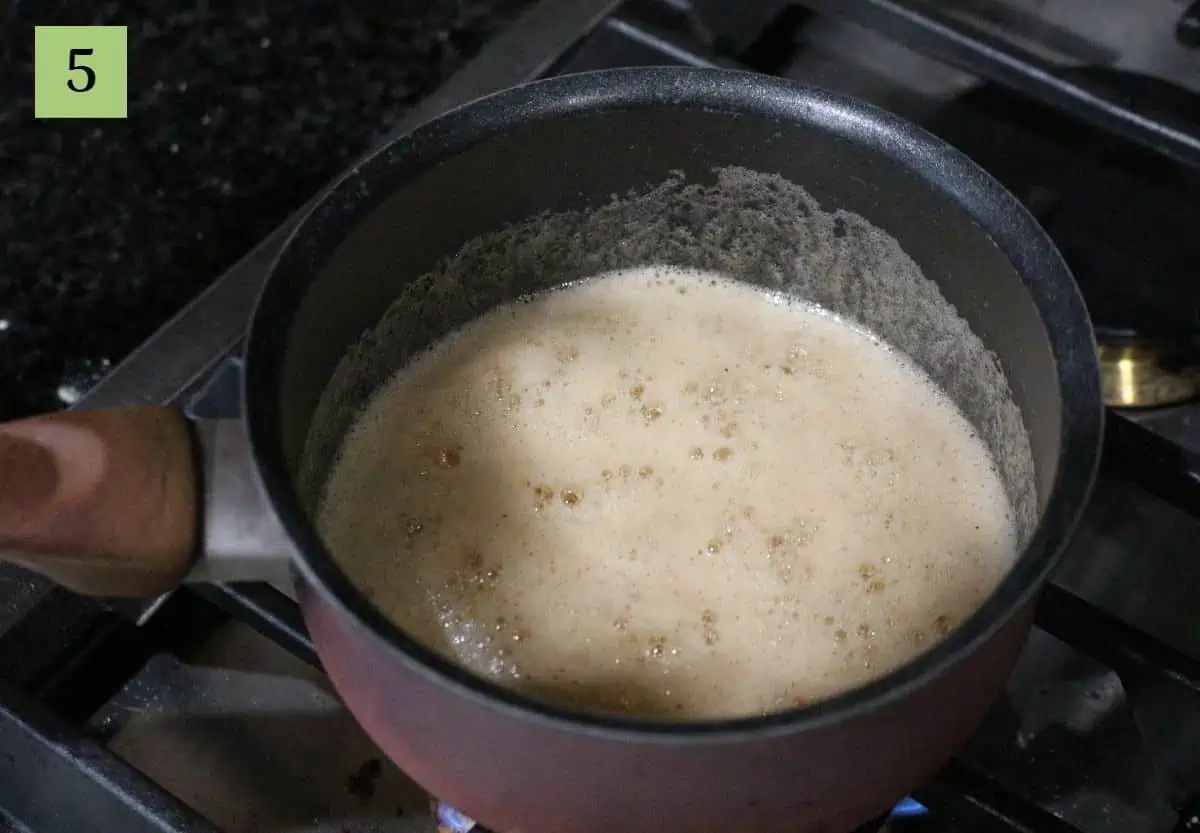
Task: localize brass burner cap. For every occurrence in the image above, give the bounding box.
[1099,342,1200,408]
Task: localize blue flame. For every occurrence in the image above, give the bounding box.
[891,796,929,818]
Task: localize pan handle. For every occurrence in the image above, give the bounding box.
[0,406,295,597]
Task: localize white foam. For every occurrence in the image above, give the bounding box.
[317,266,1018,719]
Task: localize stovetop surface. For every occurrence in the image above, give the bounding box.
[3,1,1200,832]
[0,0,534,422]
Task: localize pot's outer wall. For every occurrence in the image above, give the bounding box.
[243,69,1103,833]
[304,579,1036,833]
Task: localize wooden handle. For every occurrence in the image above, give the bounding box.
[0,406,199,597]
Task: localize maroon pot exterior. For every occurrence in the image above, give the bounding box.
[301,577,1038,833]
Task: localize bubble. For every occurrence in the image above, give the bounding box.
[702,383,726,406]
[866,449,895,466]
[556,344,580,363]
[532,484,554,511]
[641,405,663,424]
[774,560,807,585]
[436,447,462,469]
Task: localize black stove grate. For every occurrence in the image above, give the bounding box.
[3,1,1200,831]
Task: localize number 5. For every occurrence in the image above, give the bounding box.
[67,48,96,93]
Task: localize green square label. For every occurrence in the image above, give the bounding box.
[34,26,128,119]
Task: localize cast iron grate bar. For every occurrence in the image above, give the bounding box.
[734,5,816,75]
[0,589,113,688]
[796,0,1200,171]
[687,0,792,56]
[914,760,1085,833]
[1103,412,1200,516]
[0,677,222,833]
[196,582,319,668]
[31,592,227,724]
[0,589,228,725]
[1037,586,1200,814]
[1036,584,1200,698]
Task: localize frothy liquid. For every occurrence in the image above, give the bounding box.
[317,267,1018,719]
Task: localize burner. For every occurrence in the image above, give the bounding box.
[925,67,1200,408]
[431,802,908,833]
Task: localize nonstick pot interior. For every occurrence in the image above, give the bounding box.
[304,114,1056,484]
[244,68,1102,732]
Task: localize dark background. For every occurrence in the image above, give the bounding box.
[0,0,529,421]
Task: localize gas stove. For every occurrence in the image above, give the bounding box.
[3,1,1200,832]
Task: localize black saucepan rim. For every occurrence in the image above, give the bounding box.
[243,67,1104,742]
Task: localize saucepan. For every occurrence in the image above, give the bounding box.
[0,67,1102,833]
